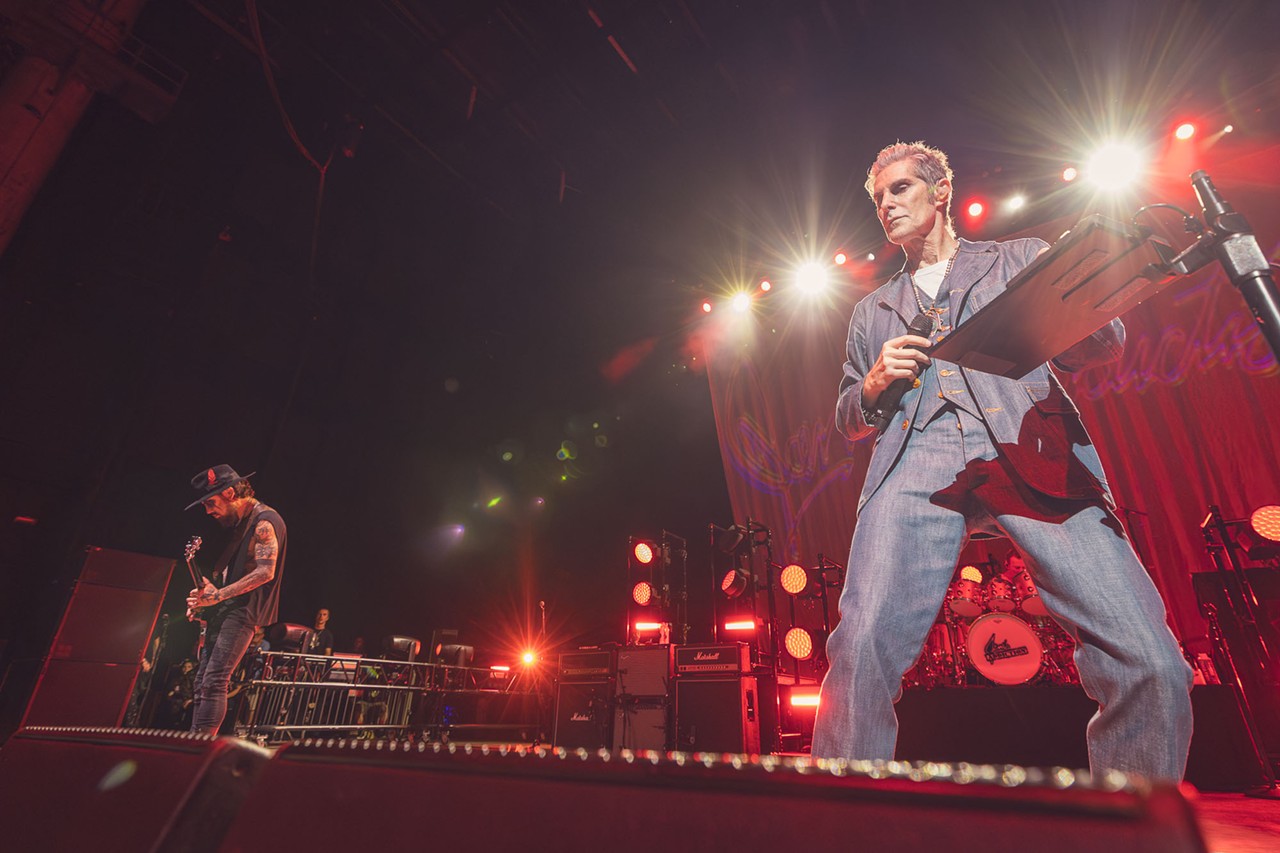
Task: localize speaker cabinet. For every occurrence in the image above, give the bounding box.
[613,699,669,751]
[616,645,672,697]
[553,679,614,749]
[0,726,269,853]
[675,676,760,754]
[20,548,173,729]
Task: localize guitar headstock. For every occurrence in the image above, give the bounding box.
[184,536,203,562]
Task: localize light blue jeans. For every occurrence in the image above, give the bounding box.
[811,406,1194,781]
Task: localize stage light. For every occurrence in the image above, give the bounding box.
[1251,506,1280,542]
[784,626,814,660]
[959,564,984,583]
[1062,166,1078,182]
[1085,142,1145,191]
[966,200,985,219]
[632,580,655,606]
[521,651,536,665]
[866,252,876,261]
[1238,505,1280,561]
[490,665,511,672]
[731,293,751,313]
[790,688,820,708]
[760,279,772,292]
[634,542,655,564]
[1004,195,1026,212]
[779,563,808,596]
[795,262,829,295]
[833,251,847,265]
[634,621,665,632]
[723,620,755,632]
[1174,122,1196,141]
[702,301,712,313]
[1223,124,1234,134]
[721,567,749,598]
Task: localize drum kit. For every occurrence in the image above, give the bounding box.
[904,566,1080,689]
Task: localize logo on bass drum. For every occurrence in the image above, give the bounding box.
[983,633,1030,665]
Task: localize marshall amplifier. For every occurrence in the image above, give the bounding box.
[552,680,614,750]
[616,645,672,697]
[674,643,751,677]
[558,648,616,681]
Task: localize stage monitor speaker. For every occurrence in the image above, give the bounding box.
[675,675,760,754]
[0,726,269,853]
[613,700,668,751]
[219,740,1206,852]
[552,679,613,750]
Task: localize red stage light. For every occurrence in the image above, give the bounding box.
[779,563,808,596]
[521,651,536,665]
[1174,122,1196,141]
[702,301,713,313]
[723,620,755,632]
[1250,506,1280,542]
[634,621,664,632]
[784,626,814,660]
[632,581,655,606]
[966,200,985,219]
[634,542,654,564]
[833,252,847,265]
[489,665,511,672]
[721,568,748,598]
[790,688,820,708]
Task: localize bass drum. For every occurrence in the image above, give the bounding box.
[965,613,1043,685]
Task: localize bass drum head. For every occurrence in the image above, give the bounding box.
[965,613,1043,685]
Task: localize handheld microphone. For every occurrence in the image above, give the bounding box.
[868,312,935,430]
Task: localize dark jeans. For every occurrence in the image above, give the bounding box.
[190,607,257,735]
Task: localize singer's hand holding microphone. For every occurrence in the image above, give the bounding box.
[864,313,935,430]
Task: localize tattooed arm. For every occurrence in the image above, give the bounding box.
[190,519,278,608]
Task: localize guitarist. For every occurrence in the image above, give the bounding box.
[184,464,287,736]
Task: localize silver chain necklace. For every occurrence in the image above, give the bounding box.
[909,251,958,329]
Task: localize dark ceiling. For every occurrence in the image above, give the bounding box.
[1,0,1278,658]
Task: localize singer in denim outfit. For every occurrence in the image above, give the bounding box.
[811,142,1193,781]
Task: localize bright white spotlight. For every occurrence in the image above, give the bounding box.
[1174,123,1195,141]
[1085,142,1145,191]
[1223,124,1234,134]
[730,292,751,313]
[833,252,847,265]
[1005,195,1026,212]
[795,262,829,295]
[866,252,876,261]
[1061,166,1078,182]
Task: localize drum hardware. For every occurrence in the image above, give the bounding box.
[983,576,1016,612]
[1014,571,1048,616]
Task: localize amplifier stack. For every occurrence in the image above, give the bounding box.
[553,643,766,754]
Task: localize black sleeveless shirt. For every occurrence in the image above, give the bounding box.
[212,502,287,627]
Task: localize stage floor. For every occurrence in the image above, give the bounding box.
[1195,792,1280,853]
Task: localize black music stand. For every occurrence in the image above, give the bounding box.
[931,215,1175,378]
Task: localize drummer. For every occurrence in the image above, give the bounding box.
[997,550,1026,583]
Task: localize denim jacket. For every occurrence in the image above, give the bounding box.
[837,237,1124,513]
